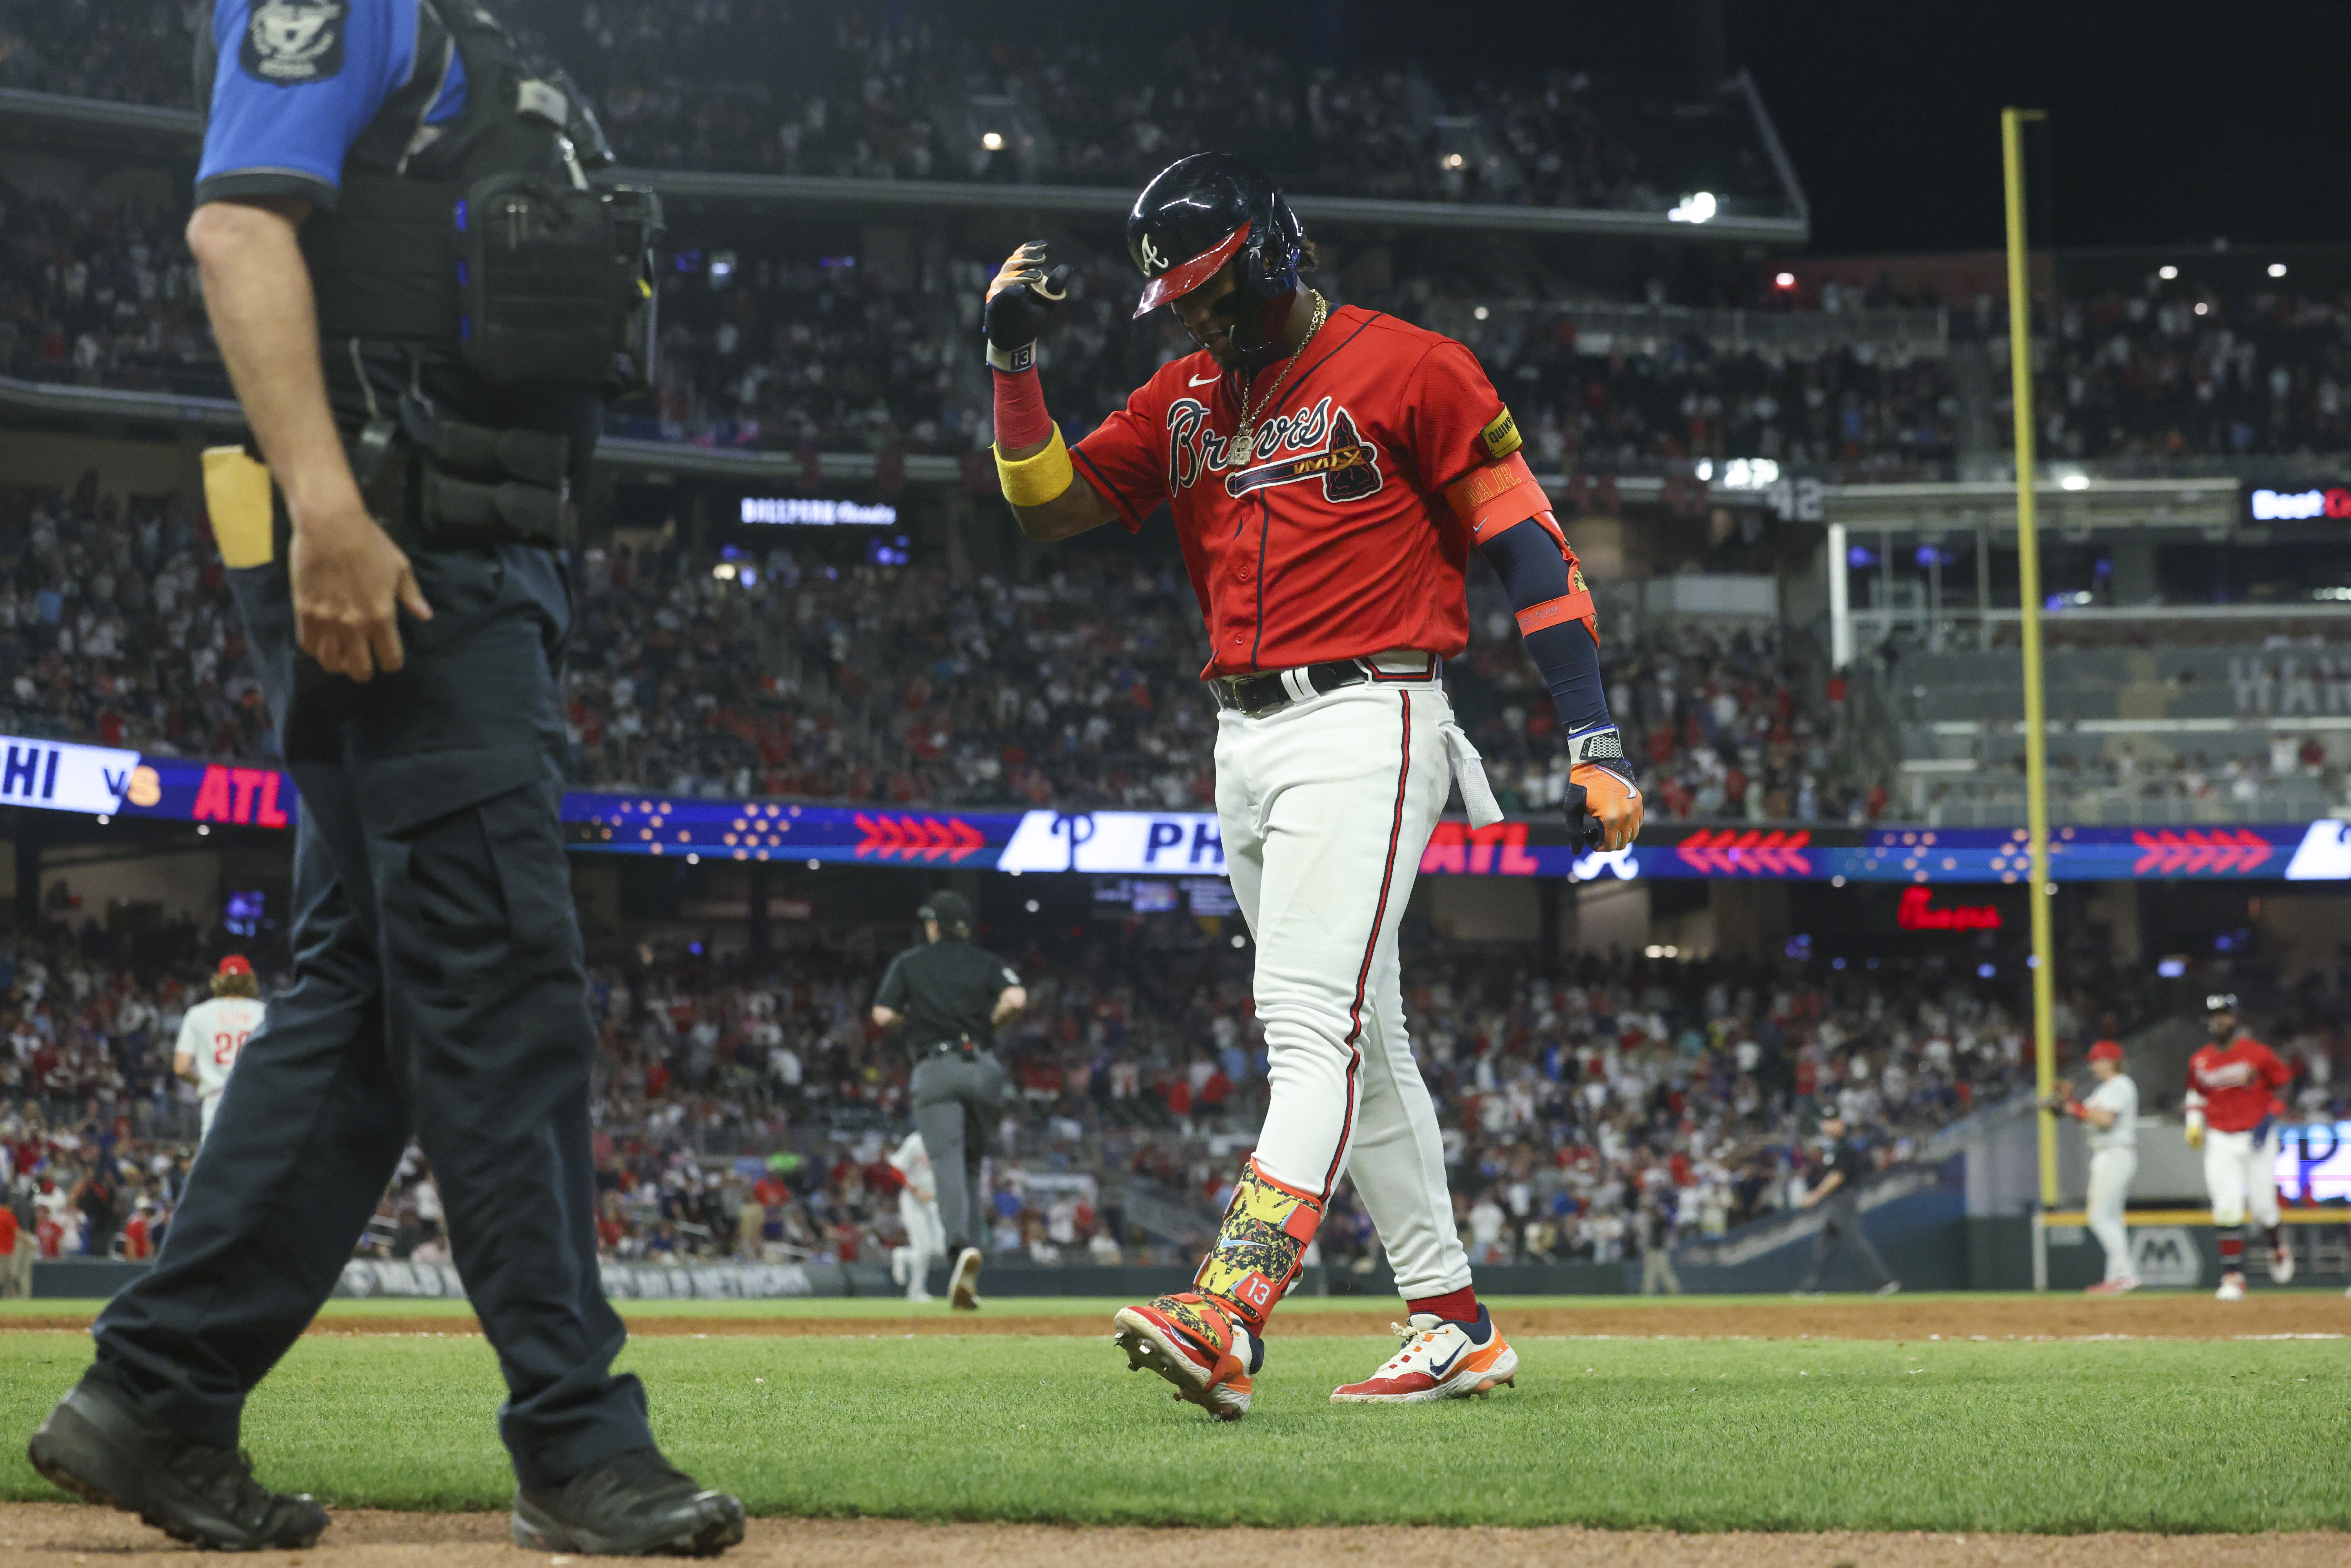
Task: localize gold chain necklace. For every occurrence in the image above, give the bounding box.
[1223,290,1329,471]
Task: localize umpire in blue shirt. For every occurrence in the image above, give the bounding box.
[26,2,741,1554]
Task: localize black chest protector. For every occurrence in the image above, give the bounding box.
[297,0,662,395]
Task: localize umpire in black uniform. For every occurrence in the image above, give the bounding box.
[870,892,1024,1310]
[27,1,740,1555]
[1794,1111,1902,1296]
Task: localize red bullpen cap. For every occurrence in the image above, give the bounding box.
[217,955,254,977]
[2087,1039,2124,1064]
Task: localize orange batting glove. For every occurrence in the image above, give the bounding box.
[1565,727,1643,852]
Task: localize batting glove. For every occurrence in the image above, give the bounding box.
[983,242,1069,372]
[1564,726,1642,853]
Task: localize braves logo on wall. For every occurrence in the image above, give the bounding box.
[1164,395,1386,504]
[243,0,346,84]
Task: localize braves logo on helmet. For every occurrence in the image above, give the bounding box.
[1139,235,1169,273]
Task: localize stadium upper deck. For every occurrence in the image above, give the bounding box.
[0,0,1801,232]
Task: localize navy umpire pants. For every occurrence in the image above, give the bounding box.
[89,543,653,1489]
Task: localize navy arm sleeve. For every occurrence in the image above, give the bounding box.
[1475,519,1612,738]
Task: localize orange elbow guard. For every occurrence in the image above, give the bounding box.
[1445,452,1554,543]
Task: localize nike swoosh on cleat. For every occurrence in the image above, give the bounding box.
[1189,373,1222,386]
[1428,1344,1465,1378]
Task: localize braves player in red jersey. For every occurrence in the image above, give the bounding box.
[980,153,1642,1419]
[2184,992,2295,1299]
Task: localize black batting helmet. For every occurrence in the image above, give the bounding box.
[1126,153,1305,356]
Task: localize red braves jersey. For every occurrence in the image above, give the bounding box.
[2185,1037,2290,1133]
[1072,305,1518,677]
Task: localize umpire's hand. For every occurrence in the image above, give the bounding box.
[292,496,433,681]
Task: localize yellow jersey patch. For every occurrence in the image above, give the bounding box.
[1479,408,1522,460]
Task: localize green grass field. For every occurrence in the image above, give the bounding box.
[1,1299,2346,1532]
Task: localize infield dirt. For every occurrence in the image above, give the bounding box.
[0,1507,2346,1567]
[5,1291,2342,1340]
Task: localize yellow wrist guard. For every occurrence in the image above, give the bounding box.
[994,424,1074,508]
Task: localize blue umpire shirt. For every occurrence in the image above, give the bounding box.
[196,0,468,212]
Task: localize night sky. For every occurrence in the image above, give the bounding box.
[1087,0,2351,256]
[1729,0,2351,254]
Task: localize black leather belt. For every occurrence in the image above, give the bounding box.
[1208,657,1431,718]
[924,1039,978,1057]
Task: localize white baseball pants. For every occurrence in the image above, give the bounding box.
[898,1190,944,1269]
[1216,672,1483,1302]
[198,1092,223,1143]
[2085,1147,2136,1282]
[2203,1126,2282,1227]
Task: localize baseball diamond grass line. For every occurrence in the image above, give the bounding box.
[0,1292,2015,1322]
[0,1334,2345,1531]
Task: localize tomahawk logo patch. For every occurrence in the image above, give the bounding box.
[243,0,346,84]
[1223,406,1385,504]
[1164,395,1387,504]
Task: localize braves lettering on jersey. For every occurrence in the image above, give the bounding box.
[176,997,267,1099]
[2185,1037,2290,1134]
[1071,306,1507,675]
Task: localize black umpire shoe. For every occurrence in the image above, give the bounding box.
[27,1377,328,1551]
[511,1447,745,1557]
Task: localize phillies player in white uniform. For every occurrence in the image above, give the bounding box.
[982,153,1641,1420]
[887,1131,944,1303]
[2185,993,2294,1300]
[173,955,265,1142]
[2051,1039,2138,1293]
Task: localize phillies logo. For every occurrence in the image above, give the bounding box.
[1165,396,1385,504]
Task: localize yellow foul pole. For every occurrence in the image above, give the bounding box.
[2001,108,2060,1213]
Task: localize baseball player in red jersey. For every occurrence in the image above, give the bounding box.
[980,153,1642,1419]
[2184,992,2295,1299]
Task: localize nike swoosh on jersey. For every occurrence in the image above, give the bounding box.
[1189,372,1222,386]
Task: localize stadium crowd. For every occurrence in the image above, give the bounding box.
[0,469,1871,822]
[2,896,2344,1282]
[0,0,1770,214]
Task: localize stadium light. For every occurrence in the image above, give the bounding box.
[2158,265,2179,280]
[1773,271,1797,289]
[1472,305,1489,321]
[2058,473,2090,491]
[2194,302,2209,315]
[2269,263,2289,278]
[1441,153,1466,170]
[712,562,738,580]
[1667,190,1717,224]
[981,131,1005,151]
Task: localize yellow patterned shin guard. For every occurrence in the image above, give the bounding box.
[1194,1159,1324,1332]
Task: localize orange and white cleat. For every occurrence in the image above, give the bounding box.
[1112,1292,1259,1421]
[2215,1270,2247,1301]
[1330,1307,1518,1404]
